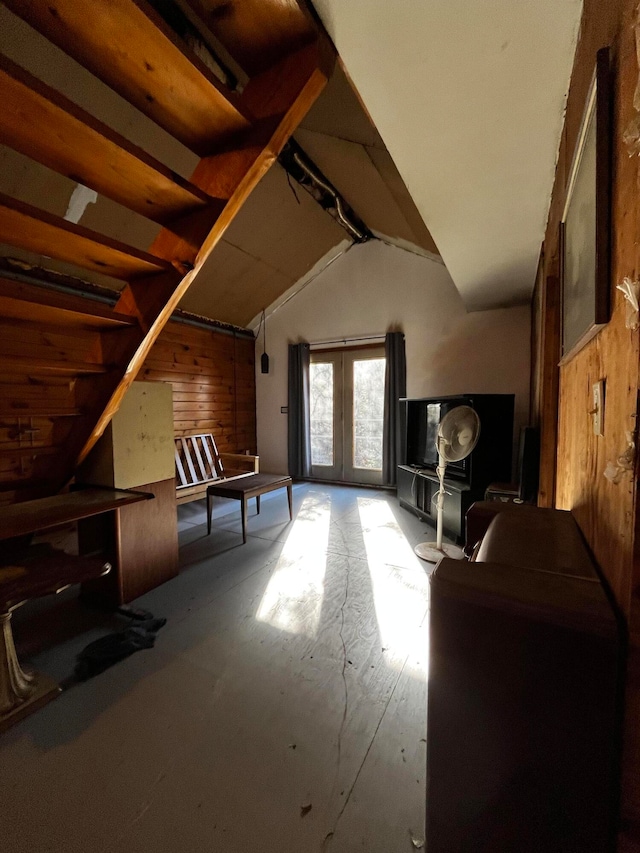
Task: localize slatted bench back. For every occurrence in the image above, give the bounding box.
[175,434,224,491]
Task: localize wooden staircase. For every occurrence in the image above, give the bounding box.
[0,0,333,504]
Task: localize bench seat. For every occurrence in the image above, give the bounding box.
[174,434,258,505]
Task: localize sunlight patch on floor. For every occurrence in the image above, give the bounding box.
[357,497,429,679]
[255,492,331,637]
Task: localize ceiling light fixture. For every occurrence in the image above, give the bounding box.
[260,310,269,374]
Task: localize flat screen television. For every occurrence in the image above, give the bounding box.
[407,397,468,477]
[403,394,515,486]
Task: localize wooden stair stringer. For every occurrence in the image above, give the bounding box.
[49,38,335,487]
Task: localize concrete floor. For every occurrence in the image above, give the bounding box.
[2,483,439,852]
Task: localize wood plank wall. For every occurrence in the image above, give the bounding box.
[0,309,104,505]
[531,0,640,846]
[140,319,257,455]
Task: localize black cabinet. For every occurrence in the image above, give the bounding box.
[397,464,475,543]
[397,394,514,544]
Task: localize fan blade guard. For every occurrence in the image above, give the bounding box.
[438,406,480,462]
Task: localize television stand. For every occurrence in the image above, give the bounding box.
[397,464,478,544]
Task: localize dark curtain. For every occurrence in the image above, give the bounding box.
[382,331,406,486]
[288,343,311,478]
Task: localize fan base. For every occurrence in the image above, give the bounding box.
[414,542,465,563]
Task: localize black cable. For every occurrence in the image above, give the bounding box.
[286,170,302,205]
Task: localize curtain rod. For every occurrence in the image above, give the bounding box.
[310,334,386,348]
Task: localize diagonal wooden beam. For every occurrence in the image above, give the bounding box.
[57,38,334,476]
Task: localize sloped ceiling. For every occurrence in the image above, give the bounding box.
[311,0,583,311]
[294,62,439,257]
[182,61,442,325]
[0,1,585,324]
[0,3,438,329]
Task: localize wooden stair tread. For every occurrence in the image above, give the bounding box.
[0,356,108,376]
[0,55,216,224]
[185,0,316,77]
[0,277,137,329]
[0,6,332,496]
[75,38,334,469]
[0,446,59,459]
[0,405,84,418]
[5,0,252,156]
[0,194,175,280]
[0,477,56,493]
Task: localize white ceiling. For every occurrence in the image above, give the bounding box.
[311,0,582,311]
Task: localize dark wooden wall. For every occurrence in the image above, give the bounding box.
[140,319,257,454]
[531,0,640,846]
[0,279,256,506]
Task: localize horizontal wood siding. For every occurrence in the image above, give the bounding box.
[141,320,256,455]
[0,276,256,504]
[0,308,103,505]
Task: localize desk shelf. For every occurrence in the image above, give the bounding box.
[0,485,152,732]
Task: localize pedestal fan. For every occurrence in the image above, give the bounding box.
[414,405,480,563]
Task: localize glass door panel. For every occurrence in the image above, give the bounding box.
[344,352,385,485]
[310,352,342,481]
[310,361,334,465]
[310,347,385,485]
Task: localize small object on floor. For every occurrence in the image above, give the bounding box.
[410,830,425,848]
[300,802,312,817]
[116,605,154,621]
[74,614,166,680]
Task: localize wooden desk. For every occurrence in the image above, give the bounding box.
[1,486,152,540]
[206,474,292,543]
[0,486,151,731]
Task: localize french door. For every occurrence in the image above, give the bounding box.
[309,347,386,485]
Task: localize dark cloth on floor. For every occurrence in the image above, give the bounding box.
[74,615,166,680]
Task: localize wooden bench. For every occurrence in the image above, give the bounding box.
[174,434,259,505]
[206,473,293,543]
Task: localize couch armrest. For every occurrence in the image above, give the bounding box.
[219,453,259,473]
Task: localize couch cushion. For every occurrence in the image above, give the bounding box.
[474,504,599,580]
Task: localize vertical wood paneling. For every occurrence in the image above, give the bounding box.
[554,0,638,608]
[532,0,640,843]
[141,320,257,454]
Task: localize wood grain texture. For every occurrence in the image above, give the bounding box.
[189,0,316,77]
[532,0,640,844]
[0,194,172,280]
[0,278,136,329]
[5,0,251,155]
[0,485,151,540]
[0,8,328,516]
[0,54,214,224]
[536,272,561,507]
[141,320,256,455]
[0,282,125,502]
[70,39,332,471]
[0,356,106,376]
[553,0,638,614]
[115,477,179,604]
